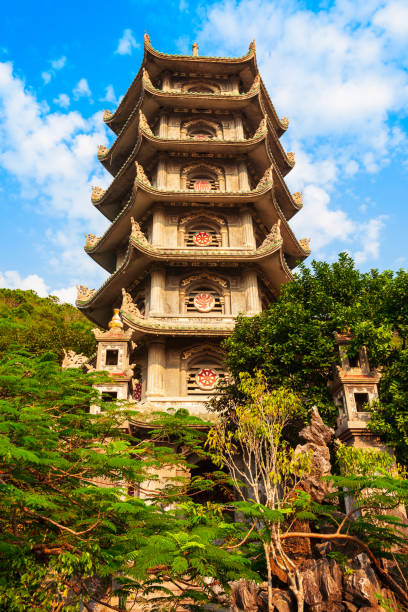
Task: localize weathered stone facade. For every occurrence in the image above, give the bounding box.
[76,35,309,417]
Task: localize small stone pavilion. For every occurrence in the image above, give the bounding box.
[76,35,379,444]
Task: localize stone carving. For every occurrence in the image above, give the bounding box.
[103,110,113,121]
[144,32,151,45]
[181,343,222,360]
[91,186,106,203]
[121,288,143,318]
[130,217,149,246]
[76,285,95,302]
[249,39,256,52]
[62,349,89,369]
[299,237,311,251]
[135,161,151,186]
[84,234,100,249]
[280,116,290,129]
[97,145,108,158]
[255,166,273,191]
[292,191,303,207]
[139,110,153,136]
[287,151,295,165]
[142,67,153,88]
[181,272,228,288]
[250,74,260,91]
[259,219,282,249]
[254,116,267,138]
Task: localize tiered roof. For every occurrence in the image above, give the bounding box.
[77,35,309,328]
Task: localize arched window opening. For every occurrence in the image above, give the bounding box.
[186,286,223,314]
[187,174,219,192]
[187,122,216,140]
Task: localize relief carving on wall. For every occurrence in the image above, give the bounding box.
[121,288,144,318]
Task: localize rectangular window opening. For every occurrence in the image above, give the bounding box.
[102,391,118,403]
[105,349,119,366]
[354,392,369,412]
[348,353,360,368]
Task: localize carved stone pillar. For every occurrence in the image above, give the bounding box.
[146,339,166,397]
[241,208,256,248]
[244,268,261,315]
[238,160,250,191]
[151,206,165,246]
[231,77,240,95]
[149,266,165,316]
[157,156,167,189]
[159,112,168,138]
[234,115,245,139]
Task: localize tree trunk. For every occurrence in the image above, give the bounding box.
[263,543,274,612]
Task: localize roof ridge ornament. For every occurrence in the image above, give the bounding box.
[280,116,289,130]
[259,220,282,250]
[139,109,153,136]
[84,233,100,249]
[255,165,273,191]
[97,144,109,159]
[135,161,151,186]
[121,288,143,318]
[142,67,153,87]
[130,217,150,246]
[76,285,95,302]
[254,115,267,138]
[292,191,303,207]
[249,39,256,53]
[287,151,295,166]
[192,42,199,57]
[299,237,311,252]
[144,32,151,46]
[103,109,113,122]
[91,186,106,203]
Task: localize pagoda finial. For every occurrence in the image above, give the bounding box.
[292,192,303,207]
[192,42,199,57]
[108,308,123,330]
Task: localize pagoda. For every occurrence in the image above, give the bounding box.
[76,34,310,416]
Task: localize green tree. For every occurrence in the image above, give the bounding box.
[222,254,408,464]
[0,289,96,360]
[0,349,255,611]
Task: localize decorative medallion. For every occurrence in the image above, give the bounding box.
[193,231,212,247]
[194,179,211,191]
[195,368,218,390]
[194,292,215,312]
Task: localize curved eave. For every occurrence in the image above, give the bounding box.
[89,180,308,271]
[144,38,258,89]
[104,68,143,135]
[260,81,288,138]
[77,241,291,329]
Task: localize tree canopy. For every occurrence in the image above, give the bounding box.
[222,253,408,465]
[0,289,96,361]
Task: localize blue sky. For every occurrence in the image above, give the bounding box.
[0,0,407,303]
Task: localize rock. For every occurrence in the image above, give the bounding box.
[301,559,343,611]
[342,603,358,612]
[230,580,261,612]
[294,407,335,503]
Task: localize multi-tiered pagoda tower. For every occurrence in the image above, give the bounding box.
[76,34,310,416]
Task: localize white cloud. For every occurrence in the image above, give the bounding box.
[100,84,118,105]
[354,217,386,263]
[73,78,91,100]
[0,270,48,297]
[41,71,51,84]
[51,56,67,70]
[53,93,70,108]
[196,0,408,263]
[115,29,138,55]
[51,285,77,304]
[0,61,110,288]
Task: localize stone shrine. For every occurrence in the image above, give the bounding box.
[76,34,311,417]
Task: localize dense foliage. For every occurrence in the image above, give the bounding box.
[0,289,96,360]
[222,253,408,465]
[0,349,256,611]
